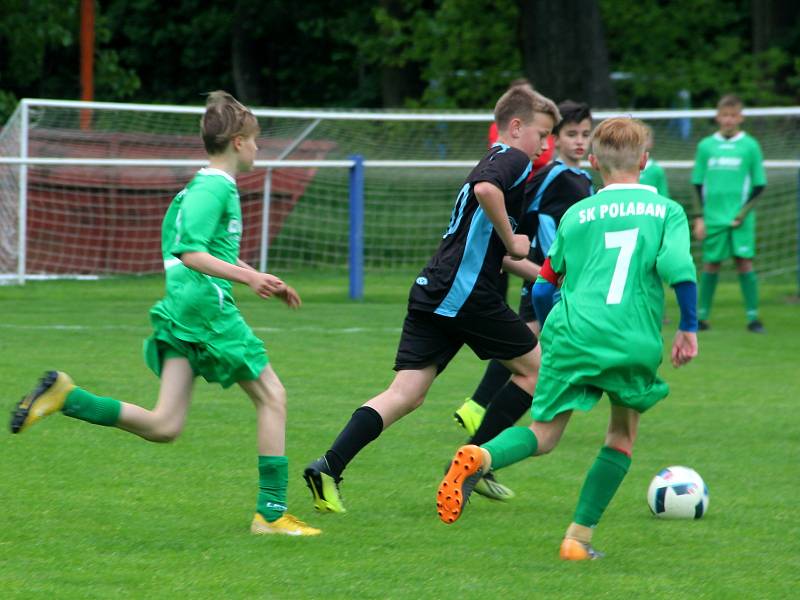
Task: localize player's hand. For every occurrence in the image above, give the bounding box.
[507,234,530,260]
[248,272,285,299]
[276,285,302,309]
[731,217,742,228]
[693,217,706,241]
[671,330,698,368]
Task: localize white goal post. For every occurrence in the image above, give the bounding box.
[1,98,798,298]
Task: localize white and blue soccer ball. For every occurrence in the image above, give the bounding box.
[647,466,709,519]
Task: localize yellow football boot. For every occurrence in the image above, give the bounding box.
[453,398,486,437]
[250,513,321,536]
[10,371,75,434]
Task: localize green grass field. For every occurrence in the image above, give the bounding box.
[1,271,798,599]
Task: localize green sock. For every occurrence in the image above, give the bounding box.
[738,271,759,322]
[573,446,631,527]
[481,426,538,470]
[62,387,121,426]
[257,456,288,522]
[698,271,719,321]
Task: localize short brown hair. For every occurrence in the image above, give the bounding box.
[201,90,259,155]
[493,87,561,131]
[590,117,649,173]
[717,94,743,110]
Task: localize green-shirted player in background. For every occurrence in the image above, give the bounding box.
[639,125,669,197]
[436,117,698,560]
[692,94,767,332]
[10,91,321,536]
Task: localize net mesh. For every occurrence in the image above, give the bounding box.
[0,102,797,279]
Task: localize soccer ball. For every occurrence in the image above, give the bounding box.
[647,466,709,519]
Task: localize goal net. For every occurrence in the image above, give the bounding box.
[1,100,798,288]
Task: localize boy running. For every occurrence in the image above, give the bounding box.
[692,94,767,332]
[437,117,698,560]
[451,101,594,501]
[10,91,320,536]
[303,87,560,514]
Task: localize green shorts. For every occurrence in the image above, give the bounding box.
[531,365,669,422]
[143,310,268,389]
[703,219,756,263]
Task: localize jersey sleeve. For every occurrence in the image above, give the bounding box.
[169,188,225,257]
[656,202,696,285]
[473,149,531,192]
[691,140,708,186]
[750,138,767,187]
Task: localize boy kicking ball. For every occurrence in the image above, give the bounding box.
[10,91,320,537]
[437,117,698,560]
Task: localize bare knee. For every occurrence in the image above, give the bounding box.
[387,380,425,411]
[145,420,184,443]
[253,380,287,414]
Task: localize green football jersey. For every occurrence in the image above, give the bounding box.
[542,184,695,384]
[691,132,766,228]
[639,158,669,197]
[155,168,244,337]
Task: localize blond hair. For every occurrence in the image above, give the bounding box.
[493,86,561,132]
[201,91,259,155]
[590,117,649,173]
[717,94,743,111]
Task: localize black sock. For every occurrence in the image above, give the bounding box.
[469,381,532,446]
[324,406,384,479]
[471,360,512,408]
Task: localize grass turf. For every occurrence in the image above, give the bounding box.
[1,271,798,599]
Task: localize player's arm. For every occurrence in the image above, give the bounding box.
[657,205,699,367]
[670,281,698,368]
[474,181,529,259]
[531,257,561,325]
[732,141,768,226]
[182,252,285,300]
[731,185,765,226]
[501,256,540,281]
[690,142,708,238]
[234,258,301,307]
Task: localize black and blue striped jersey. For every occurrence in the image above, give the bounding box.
[520,159,594,265]
[408,143,531,317]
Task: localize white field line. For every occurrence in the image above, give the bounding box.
[0,323,401,334]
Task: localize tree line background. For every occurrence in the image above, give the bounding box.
[1,0,799,123]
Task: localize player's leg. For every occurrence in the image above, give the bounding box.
[304,309,452,513]
[304,366,437,513]
[453,360,510,435]
[11,357,194,441]
[698,229,730,329]
[560,404,638,561]
[437,411,571,523]
[240,365,320,536]
[698,261,721,329]
[452,309,539,500]
[732,219,763,331]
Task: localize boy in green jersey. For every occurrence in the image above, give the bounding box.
[10,91,320,536]
[692,94,767,332]
[437,117,699,560]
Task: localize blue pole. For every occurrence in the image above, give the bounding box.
[349,154,365,300]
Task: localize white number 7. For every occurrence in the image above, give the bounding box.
[604,228,639,304]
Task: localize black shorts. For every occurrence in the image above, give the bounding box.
[394,307,537,374]
[518,281,537,323]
